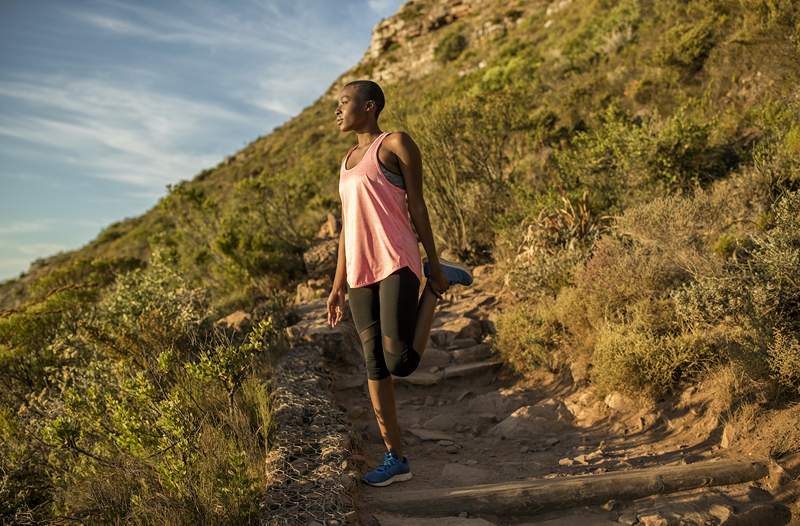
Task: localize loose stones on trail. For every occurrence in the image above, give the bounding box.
[489,399,573,439]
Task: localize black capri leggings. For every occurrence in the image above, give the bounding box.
[347,265,422,380]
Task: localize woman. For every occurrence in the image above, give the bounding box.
[326,79,473,487]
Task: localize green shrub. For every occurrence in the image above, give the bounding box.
[0,247,286,522]
[555,103,731,209]
[591,311,720,399]
[673,189,800,393]
[497,191,611,300]
[562,0,641,70]
[434,31,468,64]
[394,89,529,264]
[655,15,720,72]
[494,296,563,374]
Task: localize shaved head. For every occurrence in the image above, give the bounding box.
[344,80,385,120]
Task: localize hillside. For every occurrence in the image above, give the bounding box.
[2,0,800,522]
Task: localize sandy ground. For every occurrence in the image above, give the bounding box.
[308,270,800,525]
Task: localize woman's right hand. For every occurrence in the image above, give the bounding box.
[327,286,346,328]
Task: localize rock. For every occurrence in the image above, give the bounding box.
[443,360,503,379]
[489,401,572,439]
[558,457,574,466]
[431,317,483,346]
[295,277,329,303]
[637,514,668,526]
[601,499,617,511]
[423,413,460,431]
[564,390,608,427]
[446,445,459,454]
[457,390,473,402]
[214,310,251,331]
[617,510,638,525]
[392,370,443,386]
[451,343,493,363]
[720,503,791,525]
[709,504,734,522]
[467,391,522,416]
[637,412,658,432]
[302,237,338,278]
[449,337,480,349]
[569,359,589,385]
[721,421,735,448]
[441,463,491,485]
[604,391,637,413]
[420,348,452,368]
[407,427,458,442]
[437,439,455,446]
[767,458,792,490]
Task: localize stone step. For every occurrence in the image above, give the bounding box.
[371,458,769,518]
[393,360,503,386]
[443,360,503,379]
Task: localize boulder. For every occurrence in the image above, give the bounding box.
[451,343,493,363]
[431,317,483,346]
[604,391,637,413]
[467,391,523,417]
[419,348,452,369]
[489,400,572,439]
[214,310,251,331]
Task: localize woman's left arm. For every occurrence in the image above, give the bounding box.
[390,132,445,281]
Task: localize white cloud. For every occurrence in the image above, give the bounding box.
[0,219,54,235]
[368,0,400,14]
[0,74,242,187]
[15,242,68,256]
[70,0,352,62]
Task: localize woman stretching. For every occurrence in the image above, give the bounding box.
[326,80,473,487]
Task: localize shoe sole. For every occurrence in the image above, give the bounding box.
[423,258,473,286]
[362,471,413,487]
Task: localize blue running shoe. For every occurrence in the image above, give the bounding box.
[423,257,473,287]
[362,450,413,487]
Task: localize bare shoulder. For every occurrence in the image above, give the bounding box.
[383,130,420,156]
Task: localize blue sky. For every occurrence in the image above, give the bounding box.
[0,0,404,282]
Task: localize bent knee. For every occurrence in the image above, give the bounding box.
[384,336,420,377]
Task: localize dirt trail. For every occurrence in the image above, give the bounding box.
[292,269,794,525]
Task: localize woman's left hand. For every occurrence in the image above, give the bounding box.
[429,268,450,296]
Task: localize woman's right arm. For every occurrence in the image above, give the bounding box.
[332,214,347,293]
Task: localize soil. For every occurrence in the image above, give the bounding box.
[294,268,800,525]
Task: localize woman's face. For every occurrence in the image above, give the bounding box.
[335,87,364,132]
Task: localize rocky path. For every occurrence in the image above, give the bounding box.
[287,271,796,525]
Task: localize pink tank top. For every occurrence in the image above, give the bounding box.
[339,131,423,288]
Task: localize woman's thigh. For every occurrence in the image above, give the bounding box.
[347,282,390,380]
[378,266,421,356]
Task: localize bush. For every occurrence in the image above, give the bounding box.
[655,15,720,72]
[494,295,563,374]
[435,31,468,64]
[673,189,800,394]
[395,89,529,264]
[591,314,720,400]
[555,103,731,210]
[497,191,611,301]
[1,247,286,522]
[562,0,641,70]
